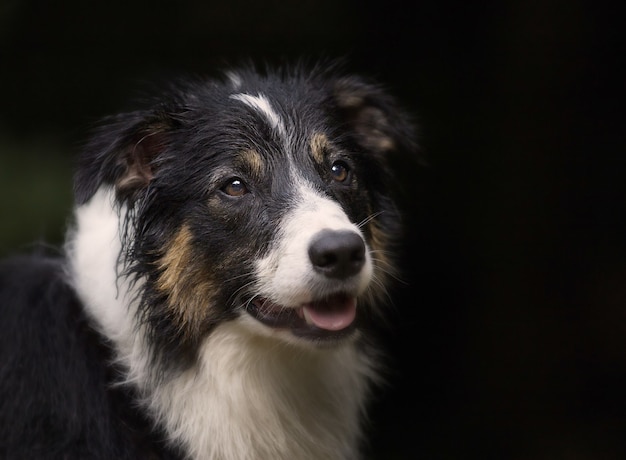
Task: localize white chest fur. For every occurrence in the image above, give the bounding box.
[153,320,375,460]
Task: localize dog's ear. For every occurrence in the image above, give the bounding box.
[74,110,175,205]
[332,75,423,248]
[333,76,419,159]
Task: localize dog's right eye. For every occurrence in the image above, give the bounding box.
[330,161,352,184]
[220,178,249,197]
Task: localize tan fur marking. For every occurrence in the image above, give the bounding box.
[157,225,216,337]
[369,133,395,152]
[310,132,329,165]
[334,79,365,108]
[238,149,264,177]
[337,94,363,108]
[356,107,396,152]
[367,219,396,298]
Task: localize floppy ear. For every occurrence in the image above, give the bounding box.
[333,76,419,158]
[74,110,175,205]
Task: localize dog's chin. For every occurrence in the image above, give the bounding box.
[246,293,359,343]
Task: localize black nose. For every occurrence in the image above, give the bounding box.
[308,229,366,279]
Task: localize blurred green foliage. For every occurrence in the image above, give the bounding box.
[0,137,73,257]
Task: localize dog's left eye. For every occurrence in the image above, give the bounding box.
[220,178,249,197]
[330,161,351,183]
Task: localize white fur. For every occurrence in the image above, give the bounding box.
[230,92,287,139]
[65,188,151,386]
[65,189,136,347]
[151,320,376,460]
[65,187,377,460]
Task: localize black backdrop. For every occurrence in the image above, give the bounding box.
[1,0,625,458]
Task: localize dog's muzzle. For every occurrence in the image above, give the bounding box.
[247,229,369,342]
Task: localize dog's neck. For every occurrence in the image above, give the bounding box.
[65,188,377,460]
[152,322,374,460]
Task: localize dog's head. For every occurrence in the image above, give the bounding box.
[74,62,418,362]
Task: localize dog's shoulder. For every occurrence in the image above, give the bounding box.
[0,253,178,459]
[0,253,75,347]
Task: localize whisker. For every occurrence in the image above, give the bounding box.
[225,276,258,307]
[357,211,384,229]
[367,272,399,310]
[370,255,407,285]
[223,271,255,283]
[233,292,261,312]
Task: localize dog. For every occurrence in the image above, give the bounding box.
[0,61,418,459]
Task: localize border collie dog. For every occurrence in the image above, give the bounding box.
[0,62,417,459]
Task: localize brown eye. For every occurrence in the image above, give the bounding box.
[330,161,350,183]
[221,178,249,197]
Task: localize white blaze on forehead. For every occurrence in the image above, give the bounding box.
[230,92,287,139]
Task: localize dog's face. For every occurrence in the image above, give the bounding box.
[74,64,416,362]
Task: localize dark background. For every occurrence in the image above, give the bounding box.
[1,0,625,458]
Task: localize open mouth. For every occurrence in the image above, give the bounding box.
[246,293,358,341]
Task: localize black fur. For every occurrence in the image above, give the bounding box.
[0,253,180,459]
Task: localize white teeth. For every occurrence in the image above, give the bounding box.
[301,307,314,325]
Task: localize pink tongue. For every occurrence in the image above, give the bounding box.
[303,297,357,331]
